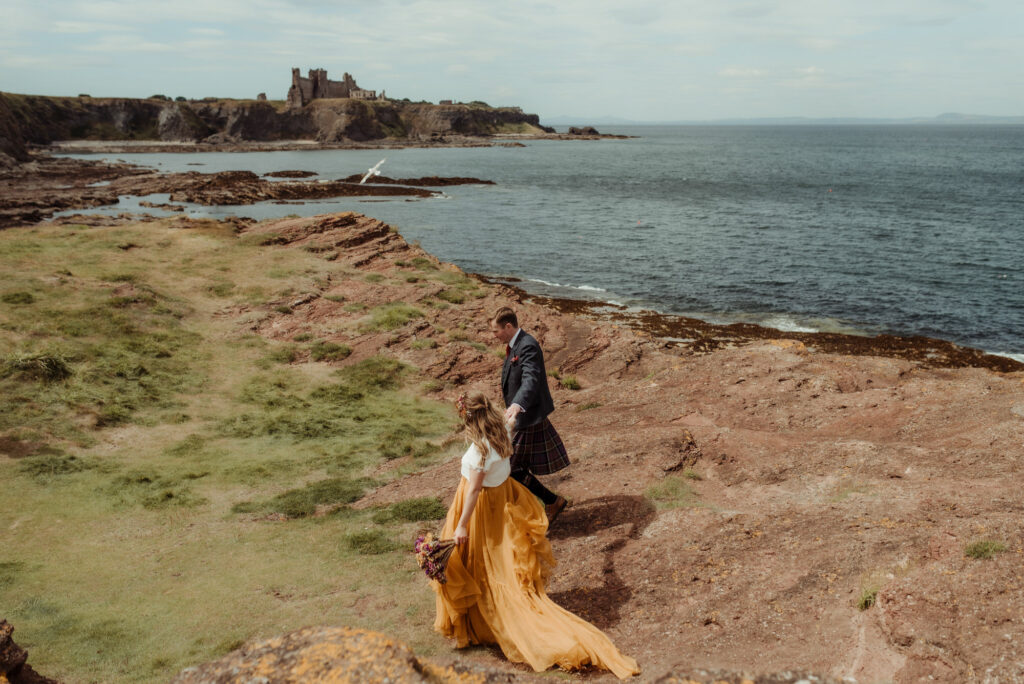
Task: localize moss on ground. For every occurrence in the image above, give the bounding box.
[0,219,454,683]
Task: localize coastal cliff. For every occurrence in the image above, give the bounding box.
[0,92,552,157]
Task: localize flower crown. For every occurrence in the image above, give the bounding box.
[456,393,472,420]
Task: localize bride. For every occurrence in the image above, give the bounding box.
[431,392,639,679]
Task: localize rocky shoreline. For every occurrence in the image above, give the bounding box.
[3,153,1019,374]
[483,280,1024,374]
[39,136,528,155]
[39,130,628,155]
[0,154,499,228]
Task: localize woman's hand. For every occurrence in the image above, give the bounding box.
[455,525,469,546]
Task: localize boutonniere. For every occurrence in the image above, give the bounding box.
[511,356,520,364]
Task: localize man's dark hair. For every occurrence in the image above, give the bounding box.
[492,307,518,328]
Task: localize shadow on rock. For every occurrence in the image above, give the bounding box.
[547,495,655,630]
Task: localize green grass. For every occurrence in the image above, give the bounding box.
[1,353,73,382]
[204,281,235,297]
[0,266,205,445]
[309,340,352,362]
[857,586,879,611]
[410,257,437,271]
[560,375,581,390]
[19,450,98,479]
[421,379,443,393]
[964,540,1007,559]
[575,402,601,412]
[234,477,370,518]
[360,303,424,332]
[344,530,403,555]
[2,290,36,304]
[0,219,457,683]
[372,497,447,524]
[644,475,701,510]
[265,345,298,364]
[436,289,464,304]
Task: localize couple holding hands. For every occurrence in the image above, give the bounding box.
[429,307,639,679]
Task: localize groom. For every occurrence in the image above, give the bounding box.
[490,306,569,523]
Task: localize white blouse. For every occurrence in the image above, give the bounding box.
[460,440,511,487]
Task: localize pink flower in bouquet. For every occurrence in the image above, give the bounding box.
[414,532,456,584]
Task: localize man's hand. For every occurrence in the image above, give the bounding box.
[504,403,523,425]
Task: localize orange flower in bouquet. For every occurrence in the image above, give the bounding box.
[414,532,456,584]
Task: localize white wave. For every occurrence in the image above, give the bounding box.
[759,315,819,333]
[989,351,1024,363]
[526,278,608,294]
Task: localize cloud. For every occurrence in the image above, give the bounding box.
[79,35,175,53]
[2,0,1021,118]
[53,21,131,33]
[781,65,841,91]
[719,67,767,78]
[800,37,838,50]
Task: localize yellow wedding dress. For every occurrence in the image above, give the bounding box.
[432,441,639,679]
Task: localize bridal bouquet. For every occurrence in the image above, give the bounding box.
[414,533,456,584]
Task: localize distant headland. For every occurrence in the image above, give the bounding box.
[0,67,586,162]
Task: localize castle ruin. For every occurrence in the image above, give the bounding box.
[286,68,386,108]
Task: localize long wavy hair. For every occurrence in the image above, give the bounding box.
[458,392,512,465]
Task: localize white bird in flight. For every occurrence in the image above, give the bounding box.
[360,158,386,184]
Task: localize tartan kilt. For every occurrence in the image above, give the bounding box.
[511,417,569,476]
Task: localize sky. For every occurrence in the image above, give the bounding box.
[2,0,1023,123]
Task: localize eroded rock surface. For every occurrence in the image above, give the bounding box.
[171,626,516,683]
[172,625,845,683]
[226,212,1023,682]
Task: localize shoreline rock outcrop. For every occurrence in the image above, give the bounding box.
[0,156,499,228]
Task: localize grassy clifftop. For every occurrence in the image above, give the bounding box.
[0,216,464,682]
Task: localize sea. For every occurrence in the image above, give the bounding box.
[58,125,1024,360]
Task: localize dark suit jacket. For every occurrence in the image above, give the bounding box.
[501,330,555,430]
